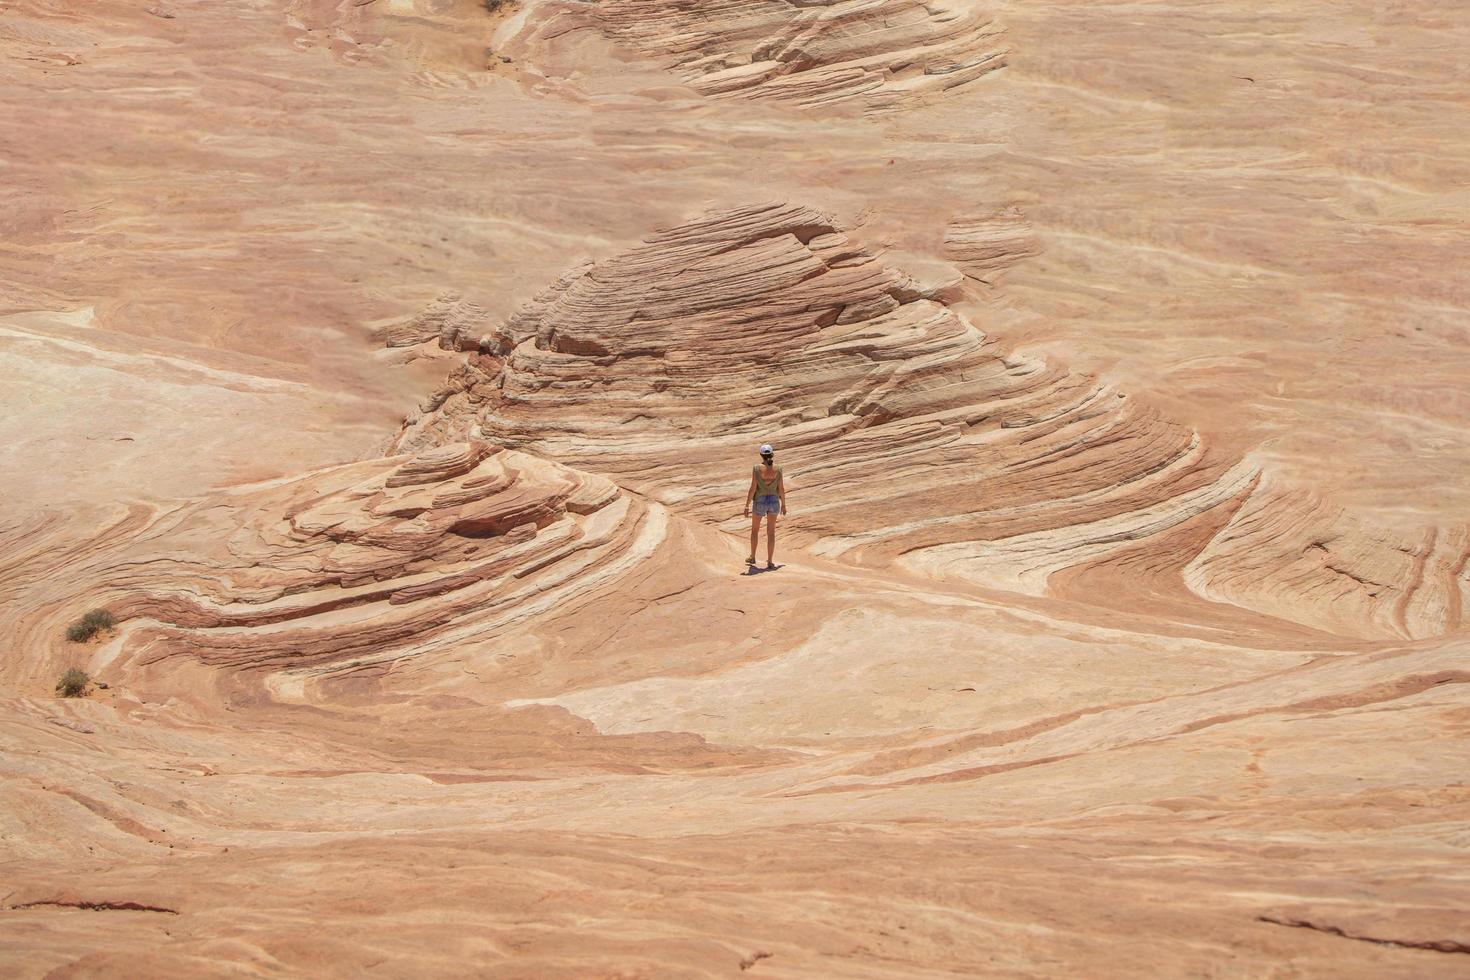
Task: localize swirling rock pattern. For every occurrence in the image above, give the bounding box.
[35,442,652,694]
[396,203,1468,641]
[3,1,1470,977]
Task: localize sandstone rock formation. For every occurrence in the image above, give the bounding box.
[395,202,1468,642]
[379,290,490,350]
[103,441,642,680]
[944,207,1039,286]
[520,0,1008,112]
[3,0,1469,977]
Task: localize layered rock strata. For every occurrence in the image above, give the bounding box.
[394,203,1469,641]
[944,207,1041,286]
[41,441,658,694]
[520,0,1007,112]
[380,291,491,350]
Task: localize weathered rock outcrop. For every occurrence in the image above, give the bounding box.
[945,207,1040,286]
[62,441,655,692]
[520,0,1007,112]
[380,291,490,350]
[394,203,1469,641]
[4,2,1470,977]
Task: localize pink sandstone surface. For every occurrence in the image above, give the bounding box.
[2,0,1469,976]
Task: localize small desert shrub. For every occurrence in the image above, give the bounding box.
[56,668,90,698]
[65,608,115,643]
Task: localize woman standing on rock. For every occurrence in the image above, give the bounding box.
[743,443,787,569]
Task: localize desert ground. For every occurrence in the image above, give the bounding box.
[2,0,1469,976]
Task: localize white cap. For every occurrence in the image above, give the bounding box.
[759,444,774,455]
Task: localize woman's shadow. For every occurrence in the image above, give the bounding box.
[745,563,783,575]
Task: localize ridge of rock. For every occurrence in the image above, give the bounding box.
[394,203,1470,641]
[518,0,1007,112]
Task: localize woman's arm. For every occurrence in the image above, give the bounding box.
[743,471,756,516]
[778,471,788,515]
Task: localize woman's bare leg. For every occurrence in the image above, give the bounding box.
[748,513,761,562]
[765,514,777,565]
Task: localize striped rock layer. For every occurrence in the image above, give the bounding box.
[4,442,661,697]
[394,203,1470,642]
[528,0,1007,113]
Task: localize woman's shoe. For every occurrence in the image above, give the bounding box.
[745,556,756,566]
[766,561,776,570]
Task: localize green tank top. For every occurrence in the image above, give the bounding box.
[753,464,782,495]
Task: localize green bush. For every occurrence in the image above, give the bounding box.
[56,668,90,698]
[65,609,115,643]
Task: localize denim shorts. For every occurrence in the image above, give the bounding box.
[753,494,781,516]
